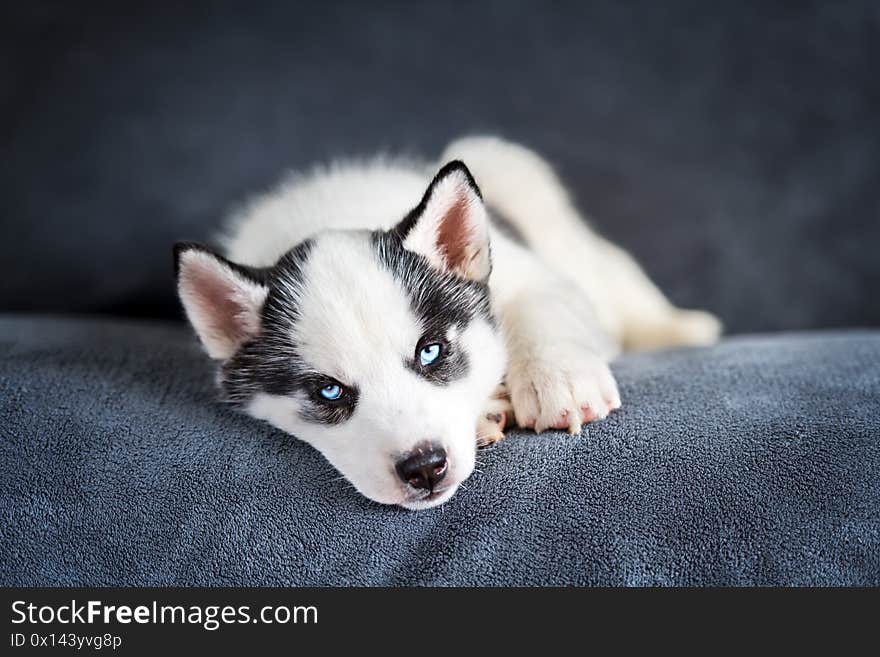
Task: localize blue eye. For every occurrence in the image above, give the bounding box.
[419,343,442,367]
[320,384,343,400]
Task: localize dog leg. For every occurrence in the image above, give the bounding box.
[488,235,622,435]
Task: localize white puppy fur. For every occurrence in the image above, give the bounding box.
[176,136,721,510]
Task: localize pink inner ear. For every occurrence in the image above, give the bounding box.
[180,255,264,356]
[436,197,475,272]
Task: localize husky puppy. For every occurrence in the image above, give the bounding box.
[175,137,720,509]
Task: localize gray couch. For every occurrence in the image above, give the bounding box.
[2,1,878,585]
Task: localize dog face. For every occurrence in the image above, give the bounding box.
[176,162,507,509]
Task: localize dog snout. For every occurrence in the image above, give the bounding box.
[395,442,448,491]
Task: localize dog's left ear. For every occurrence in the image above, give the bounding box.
[395,161,491,282]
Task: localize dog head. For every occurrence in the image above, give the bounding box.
[175,162,507,509]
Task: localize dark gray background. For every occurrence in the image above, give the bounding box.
[2,1,878,333]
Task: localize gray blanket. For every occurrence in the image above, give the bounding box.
[2,315,877,585]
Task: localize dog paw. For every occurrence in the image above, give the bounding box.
[507,354,621,434]
[476,384,513,448]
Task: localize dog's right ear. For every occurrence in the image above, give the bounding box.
[174,243,269,360]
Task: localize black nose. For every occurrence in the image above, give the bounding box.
[395,443,448,491]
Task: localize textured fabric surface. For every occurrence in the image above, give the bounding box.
[2,1,879,332]
[1,315,877,586]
